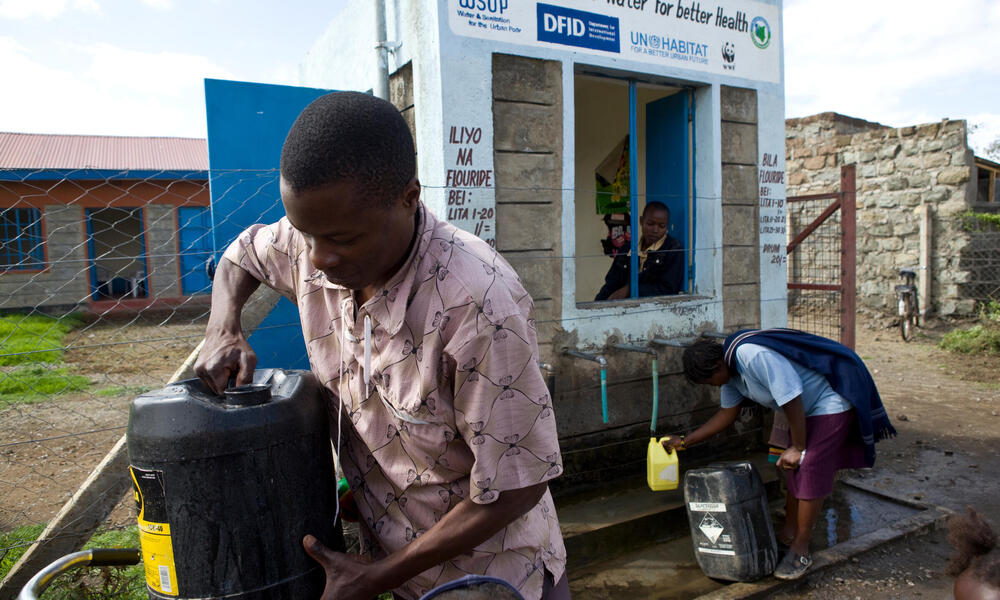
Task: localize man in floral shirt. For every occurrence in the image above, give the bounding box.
[194,91,568,600]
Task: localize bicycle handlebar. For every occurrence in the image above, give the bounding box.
[18,548,141,600]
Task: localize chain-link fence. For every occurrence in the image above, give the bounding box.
[959,213,1000,307]
[1,167,793,594]
[786,194,843,342]
[1,172,223,589]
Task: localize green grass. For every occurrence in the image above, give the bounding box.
[2,524,394,599]
[939,300,1000,356]
[0,313,83,366]
[95,385,154,398]
[0,366,91,407]
[0,523,45,580]
[940,324,1000,355]
[1,524,144,599]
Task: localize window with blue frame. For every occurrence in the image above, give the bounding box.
[1,207,45,271]
[575,71,694,304]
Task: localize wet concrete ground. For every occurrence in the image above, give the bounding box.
[566,323,1000,599]
[567,478,924,599]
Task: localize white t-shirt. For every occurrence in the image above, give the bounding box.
[720,343,852,416]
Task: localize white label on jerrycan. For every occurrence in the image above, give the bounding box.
[689,502,727,512]
[658,464,678,482]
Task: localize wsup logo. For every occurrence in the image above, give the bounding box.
[750,16,770,49]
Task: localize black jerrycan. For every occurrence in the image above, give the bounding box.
[683,461,777,582]
[127,369,344,599]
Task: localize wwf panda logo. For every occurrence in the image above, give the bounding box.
[722,42,735,64]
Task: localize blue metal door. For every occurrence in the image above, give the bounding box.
[177,206,213,295]
[645,91,692,292]
[204,78,334,370]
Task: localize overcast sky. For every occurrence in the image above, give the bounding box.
[1,0,998,155]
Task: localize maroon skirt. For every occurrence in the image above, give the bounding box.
[785,410,867,500]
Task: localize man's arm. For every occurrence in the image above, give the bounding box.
[193,257,261,395]
[304,483,548,600]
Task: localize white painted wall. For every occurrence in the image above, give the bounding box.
[299,0,787,347]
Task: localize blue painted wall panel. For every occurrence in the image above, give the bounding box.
[645,93,690,292]
[177,206,213,295]
[204,78,333,370]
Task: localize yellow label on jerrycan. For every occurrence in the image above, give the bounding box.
[647,437,679,491]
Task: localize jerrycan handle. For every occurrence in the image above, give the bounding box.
[650,436,673,459]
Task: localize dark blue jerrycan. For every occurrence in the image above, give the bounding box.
[683,461,777,582]
[127,368,344,599]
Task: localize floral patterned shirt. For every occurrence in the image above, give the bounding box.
[222,203,565,600]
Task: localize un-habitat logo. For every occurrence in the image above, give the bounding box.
[750,16,770,49]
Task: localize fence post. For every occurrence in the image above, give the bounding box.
[0,287,283,597]
[840,164,857,349]
[919,204,933,317]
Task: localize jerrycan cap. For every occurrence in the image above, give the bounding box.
[224,383,271,407]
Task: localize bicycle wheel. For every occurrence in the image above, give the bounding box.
[900,295,914,341]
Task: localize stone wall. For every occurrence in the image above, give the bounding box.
[786,112,979,316]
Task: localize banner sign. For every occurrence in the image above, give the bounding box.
[448,0,781,83]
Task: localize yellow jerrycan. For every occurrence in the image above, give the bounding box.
[647,437,679,491]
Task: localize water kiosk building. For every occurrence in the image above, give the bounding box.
[298,0,787,486]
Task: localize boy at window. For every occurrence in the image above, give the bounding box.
[594,201,684,301]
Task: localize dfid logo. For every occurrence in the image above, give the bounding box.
[536,3,620,53]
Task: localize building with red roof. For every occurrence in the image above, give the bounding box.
[0,132,212,312]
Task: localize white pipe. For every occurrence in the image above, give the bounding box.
[374,0,389,100]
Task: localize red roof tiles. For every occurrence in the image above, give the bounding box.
[0,132,208,171]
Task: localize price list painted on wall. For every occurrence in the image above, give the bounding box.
[758,150,786,265]
[444,124,496,247]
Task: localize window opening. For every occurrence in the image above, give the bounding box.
[976,157,999,204]
[575,71,695,305]
[86,207,150,301]
[1,207,45,272]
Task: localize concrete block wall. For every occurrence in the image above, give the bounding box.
[786,113,979,316]
[721,85,762,331]
[389,62,416,167]
[0,204,89,311]
[491,53,563,362]
[144,204,181,299]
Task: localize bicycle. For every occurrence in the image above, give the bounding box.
[895,267,920,341]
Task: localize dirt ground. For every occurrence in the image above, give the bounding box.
[0,309,207,532]
[772,317,1000,599]
[3,312,999,599]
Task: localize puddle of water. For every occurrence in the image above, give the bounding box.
[803,484,921,551]
[569,535,726,600]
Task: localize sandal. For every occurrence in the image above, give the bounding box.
[773,550,812,580]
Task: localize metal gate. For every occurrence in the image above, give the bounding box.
[786,164,857,348]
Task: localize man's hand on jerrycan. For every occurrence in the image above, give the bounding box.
[194,328,258,396]
[660,435,686,451]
